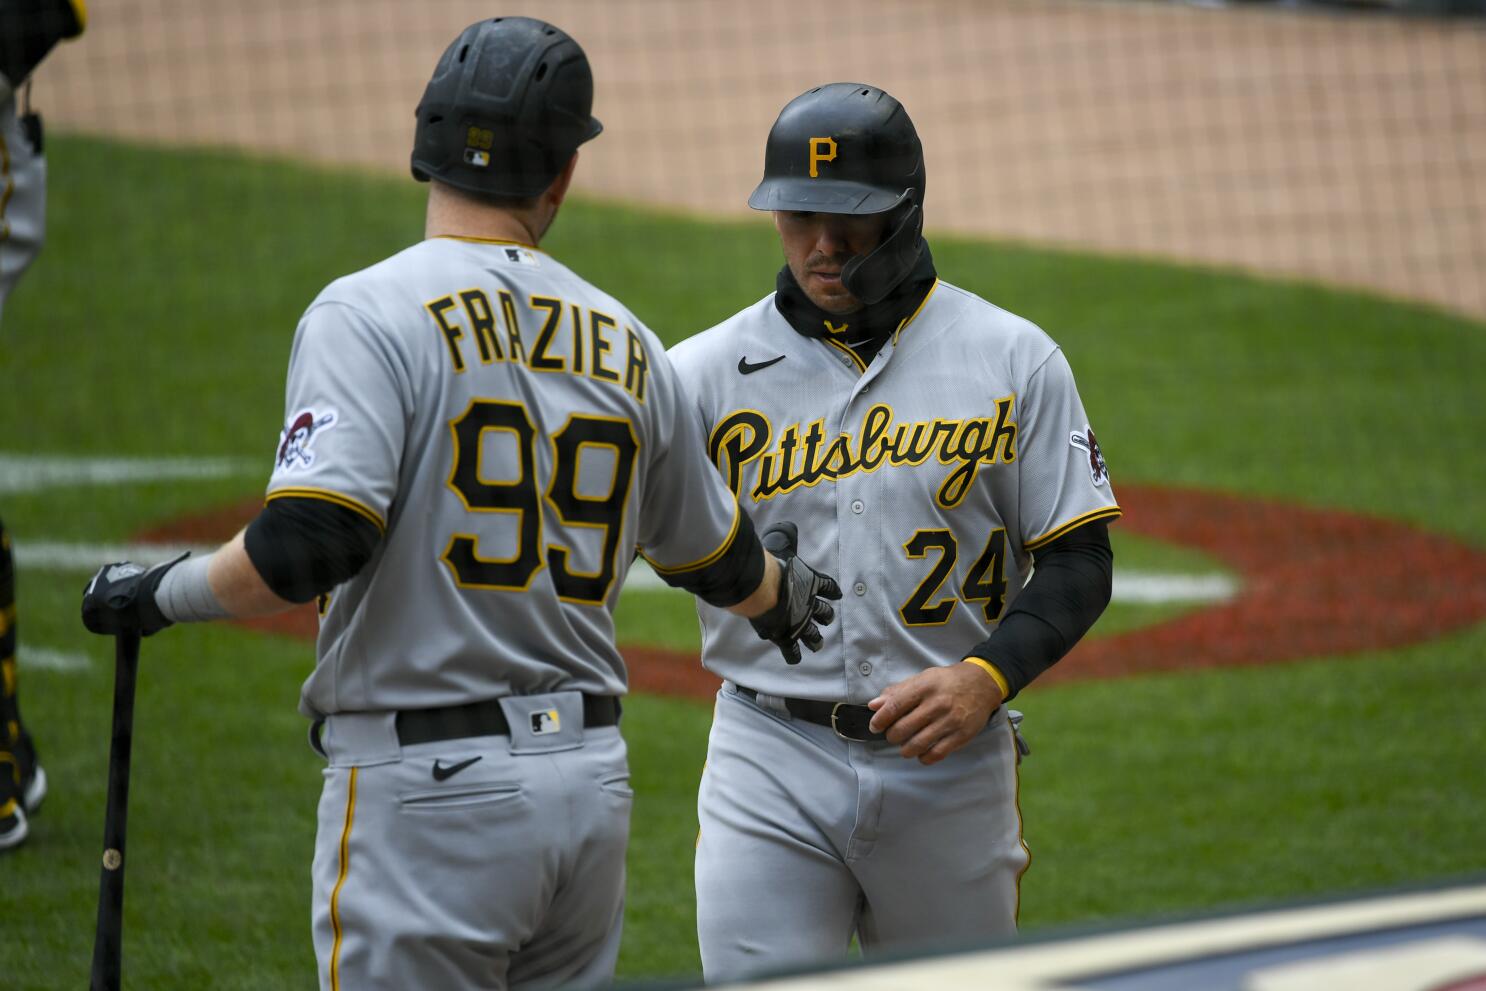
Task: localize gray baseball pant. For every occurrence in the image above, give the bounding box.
[310,693,632,990]
[695,683,1027,983]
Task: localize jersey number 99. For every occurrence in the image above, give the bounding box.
[443,399,639,604]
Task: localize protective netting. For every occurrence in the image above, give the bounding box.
[28,0,1486,318]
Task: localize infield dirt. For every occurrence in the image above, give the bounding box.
[137,485,1486,700]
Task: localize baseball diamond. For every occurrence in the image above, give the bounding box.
[3,2,1482,987]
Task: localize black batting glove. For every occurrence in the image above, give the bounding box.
[81,555,186,637]
[749,522,843,664]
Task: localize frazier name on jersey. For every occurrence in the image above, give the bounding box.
[425,289,651,403]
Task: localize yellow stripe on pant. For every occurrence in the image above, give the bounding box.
[329,767,358,991]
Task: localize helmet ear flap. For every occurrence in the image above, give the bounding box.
[840,199,924,305]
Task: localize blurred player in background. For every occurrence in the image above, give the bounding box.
[0,0,88,851]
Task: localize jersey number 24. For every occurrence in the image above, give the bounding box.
[900,528,1008,626]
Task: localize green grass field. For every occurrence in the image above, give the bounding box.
[2,136,1484,989]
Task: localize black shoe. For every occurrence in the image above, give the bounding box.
[0,748,27,851]
[13,729,46,814]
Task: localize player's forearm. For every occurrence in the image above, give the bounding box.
[728,553,781,618]
[204,531,298,617]
[156,493,385,623]
[964,521,1113,700]
[143,530,292,627]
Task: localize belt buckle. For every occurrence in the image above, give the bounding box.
[829,702,871,743]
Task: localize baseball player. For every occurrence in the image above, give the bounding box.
[79,18,838,990]
[668,83,1121,980]
[1,0,87,852]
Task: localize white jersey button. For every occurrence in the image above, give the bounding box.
[858,661,873,676]
[851,499,865,514]
[853,581,866,596]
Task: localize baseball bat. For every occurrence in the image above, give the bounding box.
[90,631,142,991]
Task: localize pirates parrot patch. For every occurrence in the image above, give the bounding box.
[1069,426,1108,486]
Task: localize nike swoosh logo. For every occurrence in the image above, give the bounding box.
[738,354,786,375]
[431,756,483,781]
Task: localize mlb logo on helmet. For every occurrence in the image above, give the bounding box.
[464,126,494,168]
[530,709,561,735]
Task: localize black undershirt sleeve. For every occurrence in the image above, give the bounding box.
[964,519,1114,701]
[653,508,766,609]
[243,497,382,604]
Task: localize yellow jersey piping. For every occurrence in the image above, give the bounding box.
[1024,506,1122,551]
[433,234,542,251]
[639,501,742,575]
[893,278,940,344]
[266,488,387,533]
[822,337,868,374]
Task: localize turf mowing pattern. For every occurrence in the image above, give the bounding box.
[1,136,1483,988]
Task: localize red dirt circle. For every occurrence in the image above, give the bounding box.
[136,484,1486,701]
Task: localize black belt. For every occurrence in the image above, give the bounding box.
[395,695,621,747]
[733,686,885,743]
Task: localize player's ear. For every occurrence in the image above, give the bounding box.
[545,153,580,209]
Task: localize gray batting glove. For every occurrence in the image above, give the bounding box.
[749,522,843,664]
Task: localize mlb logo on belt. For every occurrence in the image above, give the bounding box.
[530,709,561,735]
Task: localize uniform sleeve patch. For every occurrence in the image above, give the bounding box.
[275,408,338,472]
[1069,426,1109,486]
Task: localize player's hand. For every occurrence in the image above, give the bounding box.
[81,556,186,637]
[748,522,843,664]
[867,661,1005,765]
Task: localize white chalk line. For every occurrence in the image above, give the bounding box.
[16,541,220,571]
[619,564,1237,603]
[17,646,94,673]
[18,540,1239,604]
[0,452,259,494]
[2,454,1238,605]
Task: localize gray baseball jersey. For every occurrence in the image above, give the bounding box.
[267,235,749,990]
[670,278,1119,980]
[669,280,1120,701]
[0,94,47,321]
[266,235,743,718]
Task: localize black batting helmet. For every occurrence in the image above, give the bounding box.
[749,83,926,304]
[411,17,603,199]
